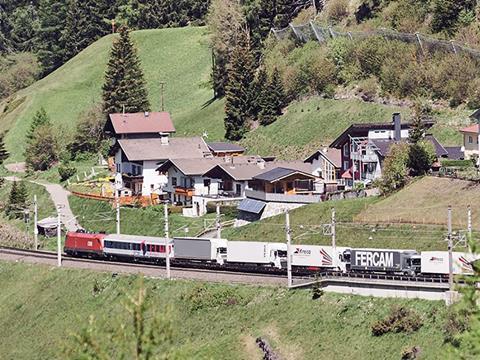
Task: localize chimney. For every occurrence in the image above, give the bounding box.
[160,133,169,145]
[144,111,149,117]
[392,113,401,141]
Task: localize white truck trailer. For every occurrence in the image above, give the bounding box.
[226,241,287,269]
[421,251,479,275]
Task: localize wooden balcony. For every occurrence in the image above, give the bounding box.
[174,186,194,197]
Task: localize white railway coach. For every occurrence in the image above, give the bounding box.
[103,234,173,261]
[173,237,228,265]
[420,251,480,275]
[227,241,287,269]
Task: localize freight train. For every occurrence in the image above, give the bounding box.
[64,231,479,276]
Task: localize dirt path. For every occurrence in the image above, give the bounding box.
[4,176,79,232]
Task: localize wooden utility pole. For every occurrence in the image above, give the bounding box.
[111,19,116,34]
[286,210,292,288]
[160,82,165,112]
[164,201,171,279]
[34,195,38,250]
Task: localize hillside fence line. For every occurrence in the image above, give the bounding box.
[271,21,480,59]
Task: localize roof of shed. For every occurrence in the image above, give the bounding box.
[460,124,480,133]
[207,142,245,153]
[253,167,316,182]
[237,198,266,214]
[304,147,342,168]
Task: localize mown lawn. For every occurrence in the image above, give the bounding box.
[0,26,224,162]
[0,261,452,359]
[69,195,231,238]
[222,196,469,251]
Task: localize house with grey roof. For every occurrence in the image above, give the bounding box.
[329,113,449,187]
[304,147,342,193]
[114,136,212,197]
[207,142,246,157]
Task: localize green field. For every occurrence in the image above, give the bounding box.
[223,194,478,251]
[69,195,231,238]
[357,177,480,230]
[0,261,452,359]
[0,26,225,162]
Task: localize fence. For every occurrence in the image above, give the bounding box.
[271,21,480,59]
[71,191,160,207]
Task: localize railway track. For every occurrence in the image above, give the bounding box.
[0,247,289,286]
[0,246,452,286]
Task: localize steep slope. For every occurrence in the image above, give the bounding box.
[0,27,225,162]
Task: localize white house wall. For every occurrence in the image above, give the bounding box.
[141,160,165,196]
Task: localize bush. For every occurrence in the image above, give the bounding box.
[443,309,470,346]
[58,162,77,182]
[324,0,349,23]
[441,159,472,168]
[0,52,40,100]
[206,203,238,218]
[356,77,378,102]
[380,143,410,195]
[371,306,423,336]
[181,284,248,312]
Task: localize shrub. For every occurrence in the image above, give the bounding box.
[327,38,359,83]
[401,346,421,359]
[379,143,410,195]
[356,77,378,102]
[0,52,40,100]
[371,306,423,336]
[354,37,392,78]
[181,284,247,312]
[206,203,238,218]
[324,0,349,23]
[58,162,77,182]
[443,309,470,346]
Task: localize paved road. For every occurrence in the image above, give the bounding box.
[5,176,79,231]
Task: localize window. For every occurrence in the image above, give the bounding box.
[172,177,177,186]
[203,179,210,187]
[150,184,154,191]
[469,135,473,144]
[343,143,350,156]
[116,164,121,173]
[343,161,349,170]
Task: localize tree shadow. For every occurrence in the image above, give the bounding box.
[201,97,219,109]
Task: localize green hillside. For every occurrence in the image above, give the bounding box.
[0,27,225,162]
[0,261,450,359]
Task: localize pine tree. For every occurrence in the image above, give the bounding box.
[6,180,28,218]
[252,67,268,119]
[0,133,10,164]
[102,26,151,115]
[26,107,51,143]
[62,0,82,61]
[224,29,255,140]
[258,67,286,126]
[37,0,67,75]
[77,0,110,50]
[269,67,286,114]
[25,123,59,171]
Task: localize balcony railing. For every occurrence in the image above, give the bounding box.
[245,189,322,204]
[175,186,194,197]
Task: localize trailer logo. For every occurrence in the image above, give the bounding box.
[294,248,311,255]
[429,256,444,263]
[320,248,332,266]
[458,256,473,272]
[355,251,394,267]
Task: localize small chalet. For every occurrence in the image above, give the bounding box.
[114,136,212,196]
[459,124,479,160]
[207,142,246,157]
[237,166,321,222]
[329,113,441,187]
[304,147,342,192]
[105,111,175,139]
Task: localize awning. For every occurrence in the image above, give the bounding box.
[237,198,266,214]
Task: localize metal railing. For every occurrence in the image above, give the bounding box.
[245,189,322,203]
